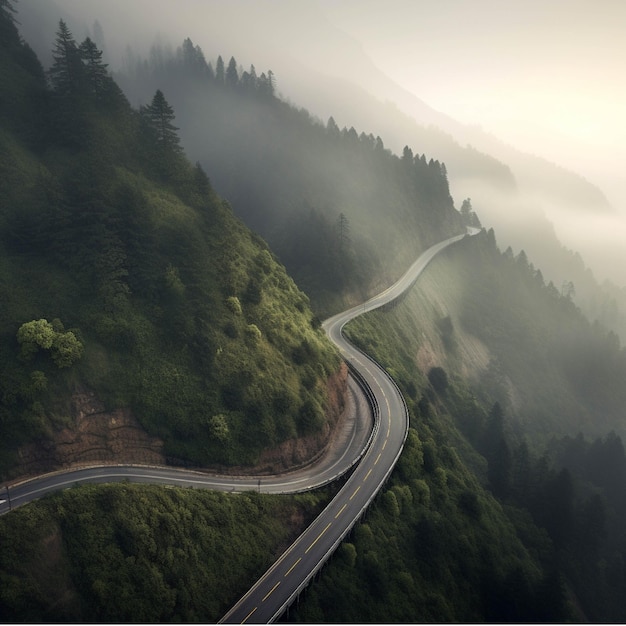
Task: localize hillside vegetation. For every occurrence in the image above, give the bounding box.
[0,482,330,622]
[112,34,626,343]
[348,229,626,443]
[0,8,339,475]
[289,230,626,622]
[3,3,626,623]
[115,39,464,313]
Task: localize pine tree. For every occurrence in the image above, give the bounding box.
[258,70,276,97]
[326,116,340,136]
[140,89,184,180]
[215,55,225,83]
[142,89,182,153]
[248,63,257,86]
[180,38,208,76]
[48,19,83,95]
[78,37,108,99]
[460,198,472,222]
[225,56,238,87]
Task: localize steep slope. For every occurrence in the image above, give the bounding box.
[2,6,626,623]
[113,41,465,314]
[0,483,331,622]
[345,229,626,443]
[290,228,626,622]
[16,0,626,337]
[110,35,626,344]
[0,11,340,476]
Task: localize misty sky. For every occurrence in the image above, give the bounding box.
[29,0,623,210]
[17,0,626,284]
[320,0,626,209]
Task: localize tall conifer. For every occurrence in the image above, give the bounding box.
[142,89,181,152]
[79,37,108,99]
[48,19,82,95]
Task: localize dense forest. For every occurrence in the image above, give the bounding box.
[0,481,331,621]
[296,230,626,622]
[2,1,626,623]
[114,38,464,313]
[0,5,340,474]
[108,33,626,342]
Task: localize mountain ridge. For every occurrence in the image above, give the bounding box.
[0,9,342,476]
[2,3,626,623]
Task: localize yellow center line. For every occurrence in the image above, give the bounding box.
[375,452,381,465]
[382,439,387,450]
[242,606,257,623]
[364,468,372,481]
[262,581,280,602]
[305,522,332,554]
[284,557,301,577]
[350,485,361,500]
[335,503,347,518]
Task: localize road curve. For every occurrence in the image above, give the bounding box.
[0,230,474,623]
[0,375,373,514]
[219,230,471,624]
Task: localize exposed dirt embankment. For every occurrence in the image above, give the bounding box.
[12,390,167,480]
[9,364,349,483]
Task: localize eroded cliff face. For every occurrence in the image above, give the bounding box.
[11,390,166,481]
[9,364,350,482]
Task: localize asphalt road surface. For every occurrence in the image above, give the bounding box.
[0,374,373,514]
[0,230,473,623]
[219,231,470,623]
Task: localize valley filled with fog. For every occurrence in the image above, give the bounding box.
[17,0,625,341]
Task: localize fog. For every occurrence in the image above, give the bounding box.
[16,0,626,287]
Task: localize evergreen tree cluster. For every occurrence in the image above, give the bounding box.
[2,5,626,622]
[0,13,339,472]
[291,395,572,622]
[473,405,626,622]
[116,37,464,314]
[453,230,626,438]
[329,228,626,622]
[127,37,276,99]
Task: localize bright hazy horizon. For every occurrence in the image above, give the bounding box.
[321,0,625,211]
[20,0,625,206]
[17,0,626,285]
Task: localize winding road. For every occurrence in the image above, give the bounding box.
[0,230,473,623]
[219,231,471,623]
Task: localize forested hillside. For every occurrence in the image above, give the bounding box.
[0,7,340,475]
[109,34,626,342]
[115,40,465,313]
[290,230,626,622]
[3,2,626,623]
[0,481,331,622]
